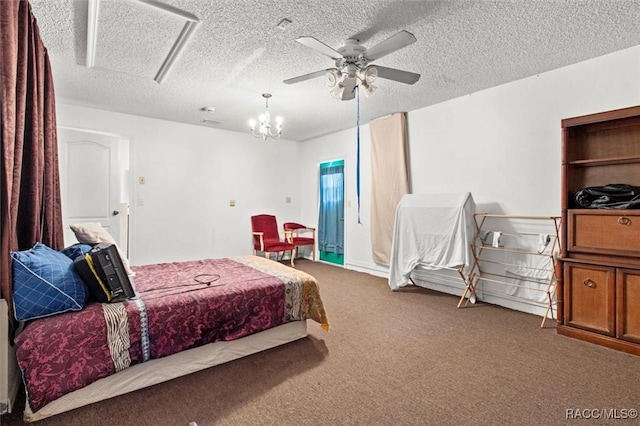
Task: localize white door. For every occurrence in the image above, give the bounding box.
[58,128,125,248]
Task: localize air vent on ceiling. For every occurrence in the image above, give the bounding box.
[277,18,292,30]
[86,0,200,83]
[201,119,222,127]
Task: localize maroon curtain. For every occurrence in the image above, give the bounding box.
[1,0,64,329]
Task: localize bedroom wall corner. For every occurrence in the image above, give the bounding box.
[55,103,303,266]
[298,45,640,310]
[297,125,380,273]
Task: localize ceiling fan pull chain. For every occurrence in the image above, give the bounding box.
[356,84,361,225]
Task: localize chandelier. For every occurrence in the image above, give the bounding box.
[326,65,378,101]
[249,93,283,140]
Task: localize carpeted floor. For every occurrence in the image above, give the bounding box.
[3,259,640,425]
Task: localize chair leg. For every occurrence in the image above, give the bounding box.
[290,250,295,267]
[312,243,316,261]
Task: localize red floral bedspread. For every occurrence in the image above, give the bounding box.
[15,256,329,413]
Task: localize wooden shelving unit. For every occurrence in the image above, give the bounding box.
[558,105,640,356]
[569,155,640,167]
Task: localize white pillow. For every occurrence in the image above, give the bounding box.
[69,222,135,276]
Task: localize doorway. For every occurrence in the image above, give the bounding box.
[318,160,344,265]
[58,127,130,254]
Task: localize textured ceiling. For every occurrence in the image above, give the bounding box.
[30,0,640,142]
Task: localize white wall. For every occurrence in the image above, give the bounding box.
[0,299,19,414]
[55,45,640,279]
[56,105,302,266]
[299,45,640,283]
[296,124,384,275]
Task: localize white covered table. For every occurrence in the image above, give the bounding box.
[388,192,476,290]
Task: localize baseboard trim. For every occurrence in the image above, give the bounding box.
[557,325,640,356]
[345,261,389,278]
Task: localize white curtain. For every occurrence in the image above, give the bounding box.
[369,112,410,266]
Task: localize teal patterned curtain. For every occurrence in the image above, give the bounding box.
[318,162,344,254]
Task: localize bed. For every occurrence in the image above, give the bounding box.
[14,255,329,422]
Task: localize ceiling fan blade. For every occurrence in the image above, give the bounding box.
[374,66,421,85]
[364,30,417,61]
[296,36,343,60]
[283,69,330,84]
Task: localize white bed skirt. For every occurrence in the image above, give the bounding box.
[24,320,308,422]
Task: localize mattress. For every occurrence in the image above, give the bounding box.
[23,320,307,422]
[15,255,329,419]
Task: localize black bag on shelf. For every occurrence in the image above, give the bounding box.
[574,183,640,209]
[74,243,135,303]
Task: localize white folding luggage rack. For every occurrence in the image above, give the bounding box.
[458,214,561,327]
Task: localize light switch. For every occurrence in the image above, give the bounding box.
[230,199,235,207]
[285,196,291,203]
[139,176,146,185]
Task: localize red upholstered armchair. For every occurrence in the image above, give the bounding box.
[283,222,316,261]
[251,214,296,266]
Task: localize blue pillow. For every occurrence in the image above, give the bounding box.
[11,242,88,321]
[60,243,93,260]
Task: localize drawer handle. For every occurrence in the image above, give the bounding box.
[583,279,596,288]
[618,216,631,226]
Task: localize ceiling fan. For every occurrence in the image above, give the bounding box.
[283,30,421,101]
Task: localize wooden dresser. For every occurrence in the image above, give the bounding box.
[558,105,640,355]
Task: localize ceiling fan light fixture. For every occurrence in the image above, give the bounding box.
[362,81,377,98]
[326,69,341,87]
[330,84,344,100]
[283,30,421,100]
[363,65,378,83]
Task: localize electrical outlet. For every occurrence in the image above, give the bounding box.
[285,196,291,203]
[139,176,146,185]
[230,199,235,207]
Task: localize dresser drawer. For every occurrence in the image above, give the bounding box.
[564,262,615,336]
[617,269,640,344]
[568,210,640,257]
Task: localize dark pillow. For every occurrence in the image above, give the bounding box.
[60,243,94,260]
[11,242,88,321]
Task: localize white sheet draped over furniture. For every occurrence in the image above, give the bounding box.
[388,192,476,290]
